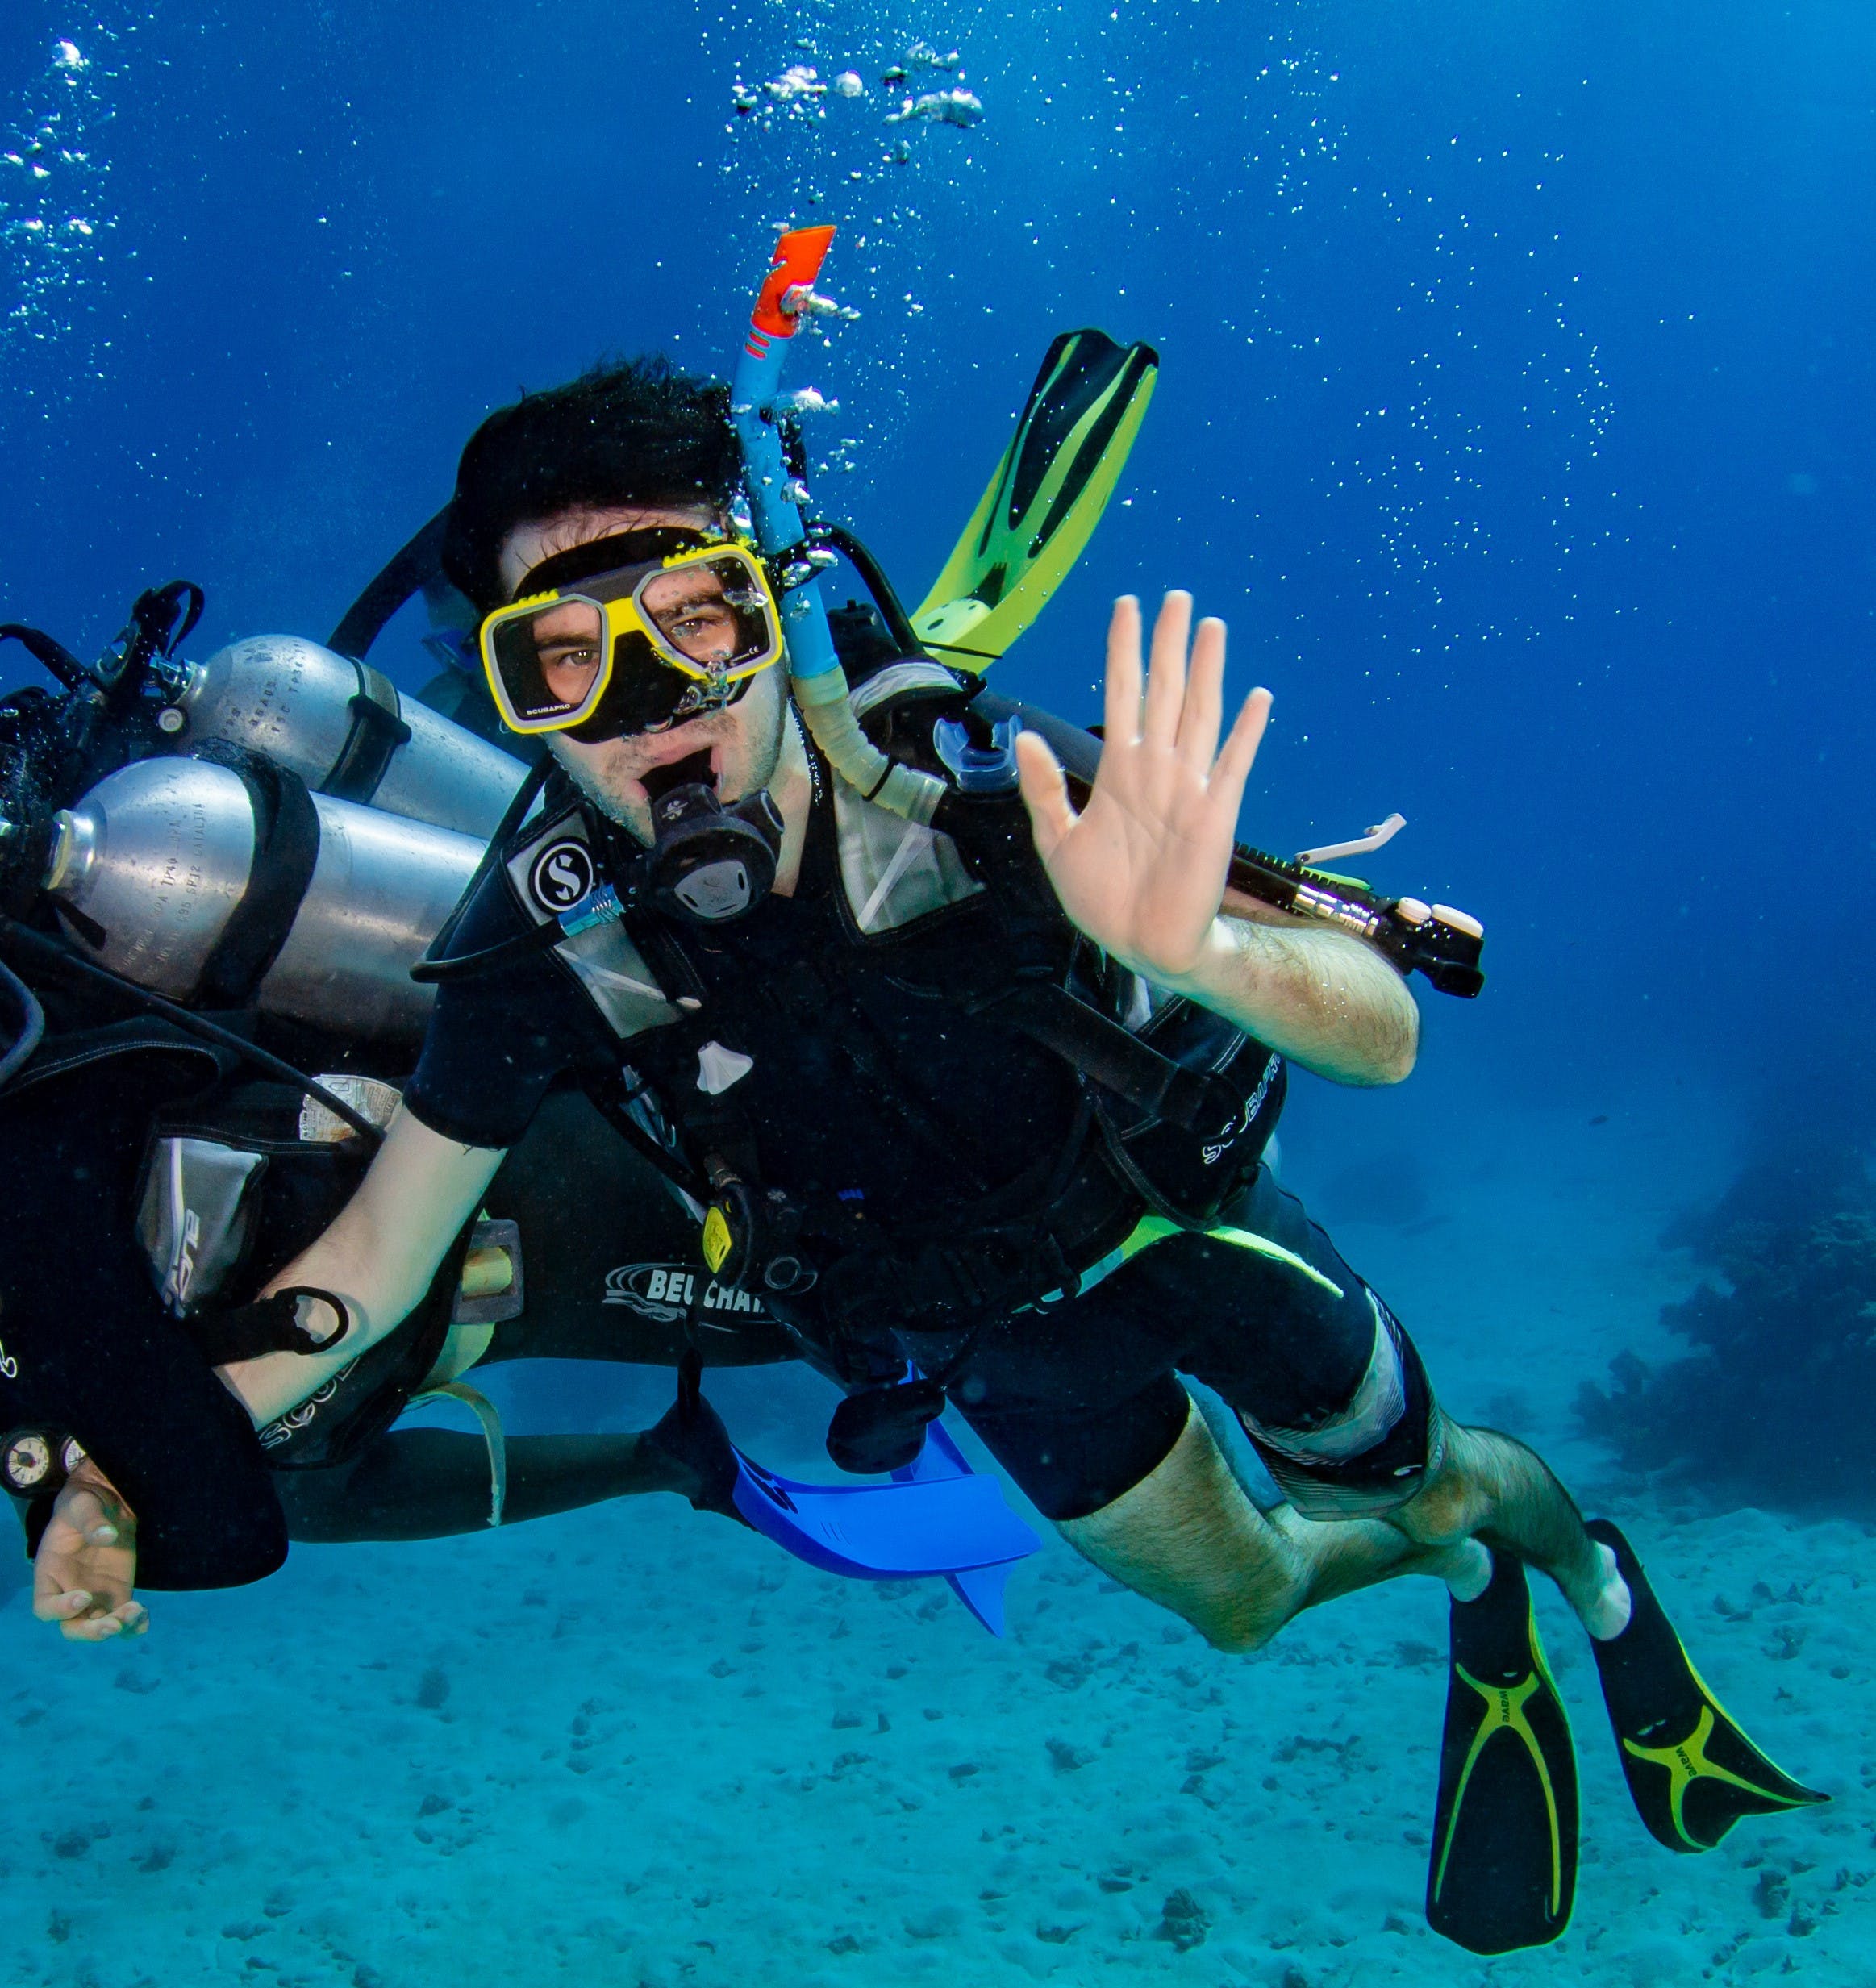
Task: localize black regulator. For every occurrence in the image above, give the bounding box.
[640,752,783,925]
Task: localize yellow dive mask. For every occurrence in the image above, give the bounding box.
[479,528,785,741]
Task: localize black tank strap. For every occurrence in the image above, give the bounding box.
[0,1016,228,1096]
[321,661,413,805]
[193,747,322,1005]
[0,622,90,692]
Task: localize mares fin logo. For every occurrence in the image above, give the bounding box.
[702,1206,735,1273]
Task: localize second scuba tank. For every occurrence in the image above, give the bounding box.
[166,633,523,840]
[42,756,482,1042]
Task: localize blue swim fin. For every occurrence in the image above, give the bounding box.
[892,1417,1024,1634]
[652,1353,1040,1632]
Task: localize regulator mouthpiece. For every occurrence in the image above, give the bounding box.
[641,753,782,924]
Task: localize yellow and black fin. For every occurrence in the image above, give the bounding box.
[911,328,1157,672]
[1426,1552,1578,1955]
[1586,1519,1827,1853]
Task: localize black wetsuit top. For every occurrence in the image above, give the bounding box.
[405,777,1431,1521]
[406,778,1086,1237]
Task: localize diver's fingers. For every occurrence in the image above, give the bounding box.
[1015,730,1078,859]
[1176,615,1228,769]
[1103,595,1144,748]
[1141,592,1192,748]
[1211,687,1273,815]
[60,1603,143,1644]
[32,1582,94,1625]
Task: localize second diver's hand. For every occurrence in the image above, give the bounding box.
[1013,591,1416,1086]
[31,1456,148,1643]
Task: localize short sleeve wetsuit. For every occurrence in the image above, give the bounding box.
[405,757,1436,1523]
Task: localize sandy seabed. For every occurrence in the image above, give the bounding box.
[2,1091,1869,1988]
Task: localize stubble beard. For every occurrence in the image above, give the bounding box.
[548,675,789,847]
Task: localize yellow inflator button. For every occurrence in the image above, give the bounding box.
[702,1204,734,1274]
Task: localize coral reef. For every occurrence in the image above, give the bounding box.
[1578,1141,1876,1511]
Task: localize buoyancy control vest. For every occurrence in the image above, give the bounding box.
[497,660,1287,1353]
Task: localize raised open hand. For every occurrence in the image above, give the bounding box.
[1015,592,1271,988]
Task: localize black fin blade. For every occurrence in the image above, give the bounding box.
[1426,1554,1578,1954]
[1586,1520,1827,1854]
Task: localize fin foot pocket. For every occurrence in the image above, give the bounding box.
[1586,1519,1828,1854]
[1425,1552,1578,1955]
[644,1351,746,1523]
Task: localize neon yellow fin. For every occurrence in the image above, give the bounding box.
[912,328,1157,672]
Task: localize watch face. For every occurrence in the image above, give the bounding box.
[4,1432,52,1494]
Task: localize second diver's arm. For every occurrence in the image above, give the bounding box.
[215,1105,506,1427]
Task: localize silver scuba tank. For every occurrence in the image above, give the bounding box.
[165,633,523,839]
[42,756,483,1043]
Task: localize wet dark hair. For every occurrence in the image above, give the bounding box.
[440,356,741,611]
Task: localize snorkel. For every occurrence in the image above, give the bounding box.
[730,227,947,827]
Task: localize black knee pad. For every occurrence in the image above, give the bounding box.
[1240,1298,1440,1519]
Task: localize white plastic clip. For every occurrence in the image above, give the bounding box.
[1295,812,1406,868]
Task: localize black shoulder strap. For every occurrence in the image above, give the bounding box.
[974,980,1240,1134]
[867,687,1254,1136]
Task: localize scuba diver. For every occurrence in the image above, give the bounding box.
[223,233,1826,1948]
[0,227,1824,1953]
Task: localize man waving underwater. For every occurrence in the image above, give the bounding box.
[175,331,1816,1946]
[225,359,1604,1641]
[33,261,1818,1950]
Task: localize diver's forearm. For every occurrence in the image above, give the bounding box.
[1161,915,1419,1085]
[219,1225,434,1425]
[219,1108,506,1426]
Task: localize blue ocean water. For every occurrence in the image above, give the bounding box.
[1,2,1872,1983]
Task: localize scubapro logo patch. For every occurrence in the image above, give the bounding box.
[531,839,596,911]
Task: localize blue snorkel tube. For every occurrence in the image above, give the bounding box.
[730,227,947,826]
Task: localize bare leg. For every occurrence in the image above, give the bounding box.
[1057,1399,1477,1652]
[1057,1398,1625,1652]
[1386,1412,1628,1636]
